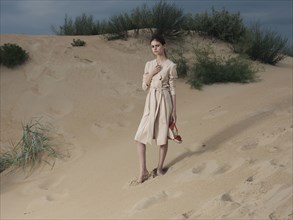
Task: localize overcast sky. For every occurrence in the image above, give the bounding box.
[1,0,292,43]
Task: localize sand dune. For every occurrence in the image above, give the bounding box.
[0,34,292,219]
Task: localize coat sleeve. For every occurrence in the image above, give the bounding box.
[142,61,150,91]
[169,64,178,95]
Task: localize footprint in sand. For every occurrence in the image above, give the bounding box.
[24,67,44,81]
[172,210,195,220]
[192,163,206,174]
[131,191,168,211]
[100,69,111,81]
[45,191,69,201]
[240,139,259,151]
[213,164,232,175]
[64,47,72,55]
[43,66,66,81]
[119,103,135,113]
[180,210,194,219]
[21,176,65,195]
[91,120,129,138]
[190,192,242,219]
[91,122,109,137]
[258,128,288,147]
[26,190,68,210]
[203,106,228,120]
[177,159,244,182]
[38,176,65,191]
[74,55,94,64]
[25,176,68,211]
[45,98,73,118]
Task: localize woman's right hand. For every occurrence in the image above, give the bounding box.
[145,64,162,87]
[150,64,162,76]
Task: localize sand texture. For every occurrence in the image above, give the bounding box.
[0,34,292,219]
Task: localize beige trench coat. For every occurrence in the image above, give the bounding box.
[134,59,178,145]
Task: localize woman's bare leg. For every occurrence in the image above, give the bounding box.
[136,141,149,183]
[157,143,168,176]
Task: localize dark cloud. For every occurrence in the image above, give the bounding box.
[0,0,292,43]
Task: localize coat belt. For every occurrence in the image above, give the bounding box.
[146,87,170,144]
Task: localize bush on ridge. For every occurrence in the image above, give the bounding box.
[233,23,288,65]
[187,45,258,90]
[186,7,246,44]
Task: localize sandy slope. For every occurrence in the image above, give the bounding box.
[0,34,292,219]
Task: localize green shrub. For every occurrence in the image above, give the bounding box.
[284,45,293,57]
[71,39,86,47]
[169,48,189,78]
[52,13,104,35]
[52,1,186,40]
[187,45,257,89]
[93,20,109,35]
[234,23,288,65]
[0,120,63,173]
[52,14,75,35]
[0,43,29,68]
[105,13,132,40]
[149,1,186,40]
[130,4,152,36]
[74,13,96,35]
[192,8,246,43]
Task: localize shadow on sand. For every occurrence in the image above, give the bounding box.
[165,107,275,171]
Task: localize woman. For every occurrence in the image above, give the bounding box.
[134,34,178,183]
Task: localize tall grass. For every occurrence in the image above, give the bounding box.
[190,8,246,43]
[130,4,152,36]
[52,13,101,35]
[0,120,63,173]
[187,45,258,89]
[106,13,132,40]
[233,23,288,65]
[150,1,185,39]
[284,45,293,57]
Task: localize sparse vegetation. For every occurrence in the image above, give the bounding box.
[191,8,246,43]
[284,45,293,57]
[53,1,186,40]
[52,2,289,60]
[0,43,29,68]
[169,48,189,78]
[51,2,289,66]
[233,23,288,65]
[71,39,86,47]
[106,13,132,40]
[149,1,185,39]
[187,45,257,89]
[52,13,101,35]
[0,120,63,173]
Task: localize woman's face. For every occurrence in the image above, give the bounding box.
[151,40,165,56]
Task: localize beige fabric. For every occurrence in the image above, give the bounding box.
[134,59,178,145]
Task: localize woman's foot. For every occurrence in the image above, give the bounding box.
[156,168,165,176]
[137,170,149,183]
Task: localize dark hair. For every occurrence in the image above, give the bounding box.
[150,34,167,57]
[150,34,166,45]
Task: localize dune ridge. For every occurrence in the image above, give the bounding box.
[0,34,292,219]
